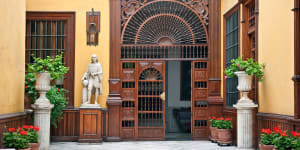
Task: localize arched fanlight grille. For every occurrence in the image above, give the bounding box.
[136,14,194,44]
[121,0,208,44]
[139,68,163,80]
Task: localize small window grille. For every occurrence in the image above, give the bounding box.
[122,101,135,107]
[195,62,207,69]
[122,120,135,127]
[195,81,207,89]
[195,101,208,107]
[195,120,207,127]
[122,82,135,88]
[122,62,135,69]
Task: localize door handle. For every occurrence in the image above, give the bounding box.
[160,92,165,101]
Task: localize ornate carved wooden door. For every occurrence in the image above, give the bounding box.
[191,60,209,139]
[137,61,165,140]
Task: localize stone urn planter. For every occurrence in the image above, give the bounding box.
[34,72,51,105]
[29,143,40,150]
[259,144,274,150]
[217,129,232,144]
[210,127,218,142]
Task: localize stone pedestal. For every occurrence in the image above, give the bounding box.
[32,72,53,150]
[234,93,258,150]
[32,103,53,150]
[79,107,104,143]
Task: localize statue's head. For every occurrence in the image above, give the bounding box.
[91,54,98,63]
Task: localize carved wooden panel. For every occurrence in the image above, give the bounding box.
[121,89,136,100]
[79,108,103,143]
[194,110,208,118]
[121,70,135,81]
[193,128,208,139]
[121,128,135,139]
[138,128,164,139]
[122,108,135,120]
[194,89,208,99]
[194,71,208,80]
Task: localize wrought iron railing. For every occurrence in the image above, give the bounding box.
[121,44,208,60]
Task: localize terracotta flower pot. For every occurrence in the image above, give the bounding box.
[217,128,232,144]
[18,148,31,150]
[29,142,40,150]
[210,127,218,142]
[259,144,274,150]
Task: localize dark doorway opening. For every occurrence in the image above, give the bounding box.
[165,61,192,140]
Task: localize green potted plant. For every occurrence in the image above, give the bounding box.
[3,127,30,150]
[215,117,233,145]
[209,116,218,142]
[291,131,300,150]
[23,125,40,150]
[259,128,278,150]
[27,53,69,105]
[273,131,293,150]
[225,57,265,93]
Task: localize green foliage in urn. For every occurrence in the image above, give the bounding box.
[27,53,69,79]
[225,57,265,82]
[209,116,217,127]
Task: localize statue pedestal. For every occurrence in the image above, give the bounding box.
[233,100,258,150]
[79,107,104,143]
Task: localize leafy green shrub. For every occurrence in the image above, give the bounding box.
[215,118,233,129]
[3,128,29,149]
[225,57,265,82]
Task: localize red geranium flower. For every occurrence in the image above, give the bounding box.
[261,128,272,134]
[27,79,30,82]
[33,82,36,85]
[33,126,39,131]
[25,86,28,89]
[211,116,217,120]
[8,128,16,132]
[225,118,232,121]
[273,125,282,134]
[38,93,40,97]
[19,130,27,136]
[291,131,300,138]
[280,131,287,137]
[57,89,60,92]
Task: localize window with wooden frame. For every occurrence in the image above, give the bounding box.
[26,12,75,108]
[242,0,258,101]
[180,61,191,101]
[224,6,240,107]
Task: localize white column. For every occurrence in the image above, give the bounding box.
[32,104,53,150]
[233,91,258,150]
[32,72,53,150]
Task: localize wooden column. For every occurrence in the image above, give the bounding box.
[207,0,223,115]
[294,0,300,119]
[106,0,122,141]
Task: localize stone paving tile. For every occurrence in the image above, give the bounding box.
[50,141,237,150]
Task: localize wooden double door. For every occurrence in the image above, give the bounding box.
[120,60,209,140]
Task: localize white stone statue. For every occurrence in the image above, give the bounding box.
[81,54,103,107]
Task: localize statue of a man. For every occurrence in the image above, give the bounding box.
[82,54,103,105]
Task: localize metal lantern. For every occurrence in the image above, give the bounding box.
[87,8,99,46]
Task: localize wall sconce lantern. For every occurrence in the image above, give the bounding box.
[87,8,100,46]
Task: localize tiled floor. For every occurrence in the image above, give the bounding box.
[50,141,237,150]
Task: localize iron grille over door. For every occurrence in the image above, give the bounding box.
[26,13,75,107]
[225,11,239,107]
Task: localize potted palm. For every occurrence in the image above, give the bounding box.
[209,116,218,142]
[3,127,30,150]
[215,117,233,145]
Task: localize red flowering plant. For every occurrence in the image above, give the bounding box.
[23,125,39,143]
[260,128,276,146]
[272,126,293,150]
[3,127,29,149]
[215,117,233,129]
[209,116,217,127]
[291,131,300,150]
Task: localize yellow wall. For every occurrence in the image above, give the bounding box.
[26,0,110,108]
[220,0,239,98]
[258,0,294,115]
[0,0,26,114]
